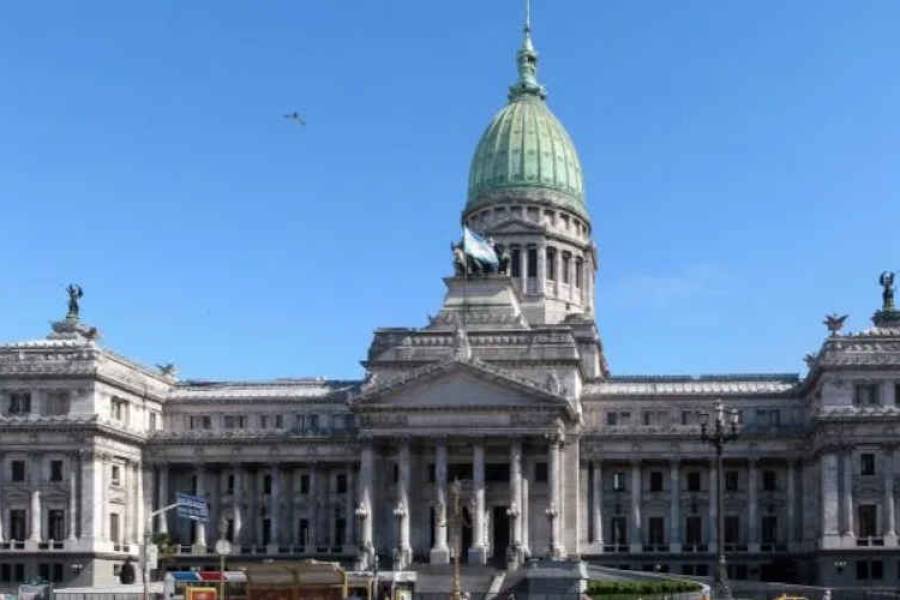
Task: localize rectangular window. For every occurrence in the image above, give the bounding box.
[448,463,473,481]
[111,398,128,422]
[263,475,272,495]
[724,515,740,544]
[52,563,63,583]
[648,517,665,544]
[10,510,27,540]
[227,474,235,494]
[275,414,284,428]
[9,392,31,415]
[761,516,778,544]
[762,470,777,491]
[14,564,25,583]
[111,465,121,486]
[335,518,346,546]
[859,504,878,538]
[526,247,537,277]
[895,383,900,407]
[575,258,583,288]
[262,519,271,546]
[0,564,9,583]
[606,412,618,426]
[189,416,212,430]
[854,383,880,406]
[39,564,50,582]
[223,415,246,430]
[149,413,158,431]
[50,460,64,482]
[300,474,310,494]
[535,462,548,483]
[857,560,869,581]
[610,516,628,545]
[861,453,876,476]
[546,247,556,281]
[308,414,320,431]
[562,253,571,284]
[685,516,703,545]
[686,472,701,492]
[11,461,25,482]
[510,247,521,278]
[872,560,884,580]
[45,391,70,416]
[649,471,664,493]
[336,473,348,494]
[48,510,65,541]
[485,464,510,482]
[613,471,626,492]
[110,513,120,543]
[259,415,268,429]
[725,471,739,492]
[298,519,310,546]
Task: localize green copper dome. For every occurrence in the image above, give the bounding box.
[466,24,586,219]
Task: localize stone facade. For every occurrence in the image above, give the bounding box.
[3,16,900,594]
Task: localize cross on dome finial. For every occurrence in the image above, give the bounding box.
[509,0,546,101]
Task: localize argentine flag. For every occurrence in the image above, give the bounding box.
[463,226,499,270]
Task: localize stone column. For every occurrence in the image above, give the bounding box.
[842,450,855,539]
[308,465,318,549]
[68,459,78,542]
[357,444,375,569]
[29,489,42,543]
[29,454,42,544]
[519,246,528,295]
[268,464,281,550]
[122,461,131,547]
[157,463,169,536]
[469,442,487,564]
[134,462,145,545]
[629,459,642,553]
[193,464,207,552]
[522,467,530,555]
[786,460,796,548]
[547,437,564,559]
[747,460,759,552]
[537,242,547,295]
[669,460,681,551]
[232,465,243,545]
[508,441,524,566]
[707,461,717,552]
[430,441,450,564]
[592,460,604,549]
[820,451,840,548]
[394,442,412,568]
[884,447,897,544]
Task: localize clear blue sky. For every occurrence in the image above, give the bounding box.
[1,1,898,381]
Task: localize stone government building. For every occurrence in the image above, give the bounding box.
[2,17,900,592]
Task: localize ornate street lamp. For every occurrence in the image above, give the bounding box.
[699,400,739,600]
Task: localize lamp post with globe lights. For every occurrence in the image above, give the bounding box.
[700,400,740,600]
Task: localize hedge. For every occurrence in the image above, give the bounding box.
[587,580,702,597]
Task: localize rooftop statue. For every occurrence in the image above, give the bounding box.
[823,313,848,337]
[880,271,895,311]
[66,284,83,320]
[451,227,509,277]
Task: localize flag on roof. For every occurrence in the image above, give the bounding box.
[463,226,498,271]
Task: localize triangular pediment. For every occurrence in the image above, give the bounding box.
[490,218,546,234]
[353,359,571,413]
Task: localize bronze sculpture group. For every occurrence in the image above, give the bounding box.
[451,239,511,277]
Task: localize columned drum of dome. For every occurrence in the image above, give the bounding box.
[465,22,587,222]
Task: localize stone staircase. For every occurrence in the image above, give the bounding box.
[411,564,500,598]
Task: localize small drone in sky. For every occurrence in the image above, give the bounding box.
[283,111,306,126]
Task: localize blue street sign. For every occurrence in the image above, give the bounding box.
[175,492,209,523]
